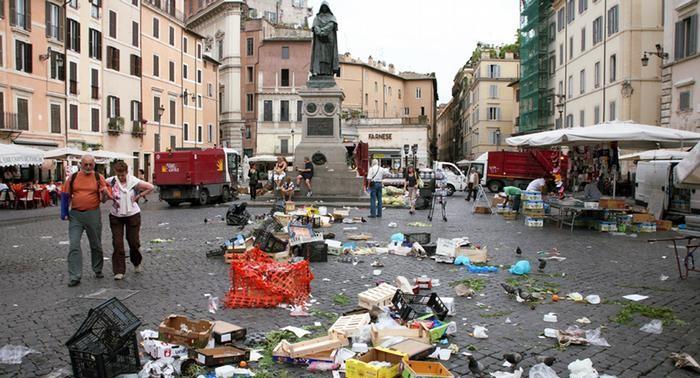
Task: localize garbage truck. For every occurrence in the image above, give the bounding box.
[154,148,240,206]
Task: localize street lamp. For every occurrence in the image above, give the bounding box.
[452,138,457,162]
[555,94,566,129]
[291,129,295,154]
[411,144,418,167]
[641,44,668,67]
[157,105,165,152]
[403,144,410,168]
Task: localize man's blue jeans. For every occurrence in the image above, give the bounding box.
[369,182,383,217]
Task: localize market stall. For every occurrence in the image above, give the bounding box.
[503,121,700,232]
[0,144,45,167]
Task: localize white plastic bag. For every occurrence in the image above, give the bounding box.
[0,345,38,364]
[473,325,489,339]
[529,363,560,378]
[639,319,663,334]
[568,358,599,378]
[585,327,611,347]
[490,367,523,377]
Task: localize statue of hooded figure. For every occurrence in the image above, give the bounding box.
[310,1,340,78]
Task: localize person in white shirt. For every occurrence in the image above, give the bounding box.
[526,177,547,192]
[45,180,58,206]
[466,168,480,201]
[0,178,8,192]
[366,159,389,218]
[107,161,154,280]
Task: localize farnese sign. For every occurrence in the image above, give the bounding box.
[368,133,392,140]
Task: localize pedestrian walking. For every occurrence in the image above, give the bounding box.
[107,161,154,280]
[295,156,314,197]
[366,159,389,218]
[404,166,418,214]
[248,163,259,200]
[64,155,113,287]
[466,168,480,201]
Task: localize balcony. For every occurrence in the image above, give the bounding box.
[1,113,21,130]
[401,115,429,125]
[131,121,145,137]
[107,117,124,135]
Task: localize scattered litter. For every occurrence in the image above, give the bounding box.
[660,274,669,281]
[387,222,398,228]
[40,236,52,239]
[543,328,558,338]
[490,367,523,378]
[567,292,584,302]
[505,317,512,324]
[509,260,531,275]
[41,367,71,378]
[623,294,649,302]
[58,241,69,245]
[280,326,311,338]
[407,221,432,227]
[670,352,700,373]
[528,363,560,378]
[372,269,382,276]
[639,319,663,334]
[543,313,558,323]
[576,317,591,324]
[158,222,170,226]
[568,358,598,378]
[585,295,601,304]
[472,325,488,339]
[204,294,219,314]
[149,238,173,243]
[0,345,38,364]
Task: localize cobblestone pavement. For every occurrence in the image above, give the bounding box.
[0,193,699,377]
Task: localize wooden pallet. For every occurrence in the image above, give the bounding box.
[328,313,370,338]
[370,325,431,345]
[358,283,399,310]
[275,334,347,358]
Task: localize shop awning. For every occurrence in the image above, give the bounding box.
[674,142,700,187]
[507,121,700,149]
[0,144,45,167]
[619,149,690,161]
[44,148,135,163]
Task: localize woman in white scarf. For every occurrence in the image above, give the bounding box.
[107,161,154,280]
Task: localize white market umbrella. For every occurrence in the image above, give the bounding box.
[0,144,45,167]
[619,149,690,161]
[91,150,136,161]
[674,142,700,187]
[248,155,294,163]
[44,147,89,161]
[507,121,700,149]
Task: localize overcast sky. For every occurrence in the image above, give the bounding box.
[307,0,520,103]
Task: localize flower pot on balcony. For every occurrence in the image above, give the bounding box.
[108,117,124,135]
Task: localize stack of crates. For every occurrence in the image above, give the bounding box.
[65,298,141,378]
[522,191,544,227]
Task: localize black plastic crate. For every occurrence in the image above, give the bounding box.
[68,331,140,378]
[226,203,251,226]
[253,230,288,253]
[293,241,328,262]
[66,298,141,354]
[391,290,448,321]
[405,232,431,245]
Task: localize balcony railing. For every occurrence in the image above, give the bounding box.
[1,112,28,131]
[131,121,145,137]
[401,115,429,125]
[144,0,185,22]
[107,117,124,135]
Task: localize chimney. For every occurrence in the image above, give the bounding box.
[367,55,375,66]
[388,64,395,74]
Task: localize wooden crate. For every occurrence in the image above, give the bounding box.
[275,334,347,358]
[358,283,399,310]
[474,206,492,214]
[370,325,430,346]
[402,360,454,378]
[328,313,371,338]
[600,198,626,209]
[285,201,296,212]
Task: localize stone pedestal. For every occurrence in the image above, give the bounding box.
[293,79,365,197]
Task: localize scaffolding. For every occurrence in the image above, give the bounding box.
[519,0,553,133]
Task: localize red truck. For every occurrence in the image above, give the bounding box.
[461,150,568,193]
[154,148,240,206]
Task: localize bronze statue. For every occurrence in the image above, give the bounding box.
[310,1,339,78]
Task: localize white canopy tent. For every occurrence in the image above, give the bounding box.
[0,144,45,167]
[248,155,294,163]
[619,149,690,161]
[507,121,700,149]
[44,148,135,163]
[674,142,700,188]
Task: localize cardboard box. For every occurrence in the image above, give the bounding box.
[656,220,672,231]
[191,346,250,367]
[159,315,214,349]
[345,347,408,378]
[402,360,454,378]
[212,321,246,344]
[600,198,626,209]
[632,213,656,223]
[143,339,189,359]
[272,349,336,365]
[385,339,434,361]
[474,206,492,214]
[455,246,488,263]
[285,201,296,212]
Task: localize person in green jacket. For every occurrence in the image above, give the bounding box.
[502,186,522,211]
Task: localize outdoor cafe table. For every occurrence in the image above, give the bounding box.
[547,199,629,232]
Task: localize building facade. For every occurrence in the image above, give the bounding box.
[354,118,430,169]
[464,52,520,157]
[436,100,456,161]
[661,0,699,131]
[242,19,311,157]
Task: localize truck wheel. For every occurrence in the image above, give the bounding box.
[446,184,456,196]
[487,180,504,193]
[166,201,181,207]
[221,187,231,203]
[196,189,209,206]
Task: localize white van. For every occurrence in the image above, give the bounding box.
[432,161,468,196]
[636,160,700,213]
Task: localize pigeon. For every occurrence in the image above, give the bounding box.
[467,354,486,378]
[517,288,537,302]
[500,282,518,296]
[516,246,522,256]
[204,218,209,224]
[503,353,523,372]
[538,258,547,272]
[536,355,556,366]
